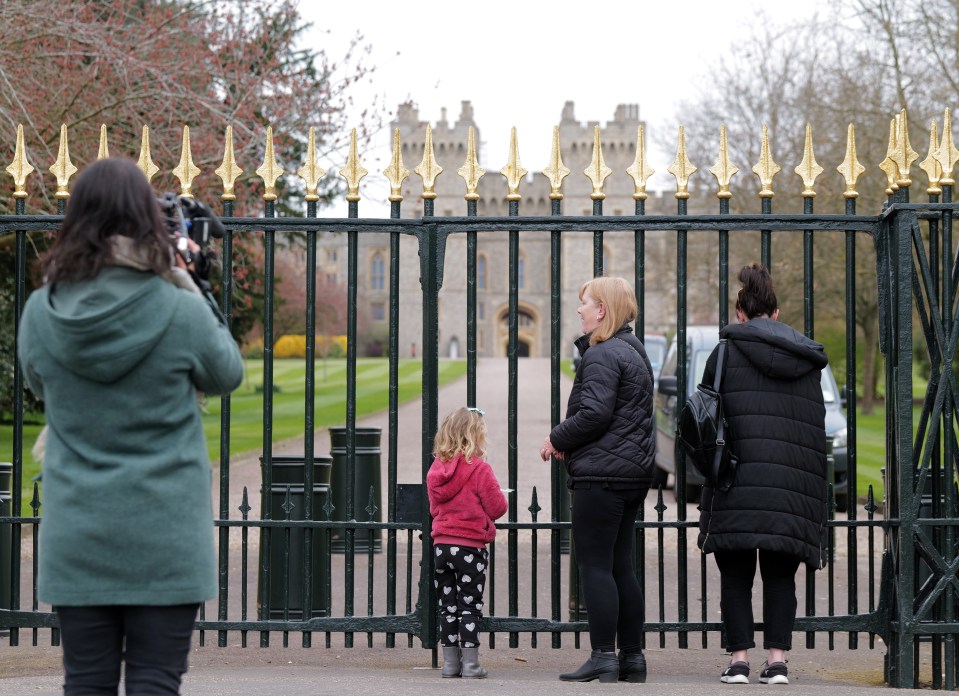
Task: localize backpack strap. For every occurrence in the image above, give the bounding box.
[711,339,728,486]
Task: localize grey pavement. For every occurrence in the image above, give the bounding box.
[0,358,933,694]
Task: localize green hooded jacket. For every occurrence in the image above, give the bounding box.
[17,267,243,606]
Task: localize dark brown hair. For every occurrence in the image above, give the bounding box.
[41,158,171,286]
[735,263,778,319]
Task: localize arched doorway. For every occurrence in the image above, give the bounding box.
[496,304,538,357]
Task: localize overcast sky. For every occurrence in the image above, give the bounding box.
[299,0,822,214]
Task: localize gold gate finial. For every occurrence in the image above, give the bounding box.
[384,128,410,202]
[626,124,654,201]
[751,125,780,198]
[542,126,570,200]
[5,124,34,198]
[136,125,159,183]
[667,126,696,199]
[413,124,442,200]
[919,120,942,195]
[584,125,611,200]
[795,123,823,198]
[456,126,484,201]
[298,126,326,203]
[50,124,78,199]
[172,125,201,198]
[257,125,285,202]
[708,124,738,199]
[215,125,244,201]
[500,127,527,201]
[97,124,109,160]
[936,108,959,187]
[879,115,901,195]
[892,108,919,187]
[838,124,865,199]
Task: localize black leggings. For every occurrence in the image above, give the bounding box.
[571,485,648,653]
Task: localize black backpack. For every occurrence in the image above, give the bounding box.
[677,339,738,491]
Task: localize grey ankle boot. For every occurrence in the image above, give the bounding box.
[441,646,461,678]
[460,646,488,679]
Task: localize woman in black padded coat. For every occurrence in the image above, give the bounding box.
[699,264,828,686]
[539,276,655,683]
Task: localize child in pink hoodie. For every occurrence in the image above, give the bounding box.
[427,407,508,679]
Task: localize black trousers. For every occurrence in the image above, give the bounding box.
[56,604,199,695]
[714,549,801,651]
[571,485,648,653]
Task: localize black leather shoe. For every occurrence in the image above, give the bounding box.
[559,650,619,682]
[619,651,647,683]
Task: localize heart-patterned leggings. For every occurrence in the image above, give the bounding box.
[434,543,489,647]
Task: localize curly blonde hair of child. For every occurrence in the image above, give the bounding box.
[433,407,487,462]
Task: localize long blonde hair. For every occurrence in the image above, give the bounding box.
[433,407,487,462]
[581,276,638,345]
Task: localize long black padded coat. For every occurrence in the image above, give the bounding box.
[697,318,829,569]
[549,324,655,489]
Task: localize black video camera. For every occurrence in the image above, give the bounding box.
[156,193,226,283]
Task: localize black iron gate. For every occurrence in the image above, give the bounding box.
[1,111,957,688]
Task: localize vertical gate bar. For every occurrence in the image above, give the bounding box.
[241,488,250,648]
[718,198,730,327]
[803,197,814,339]
[634,196,648,651]
[10,199,26,647]
[926,187,943,690]
[593,198,604,276]
[344,200,360,648]
[655,488,666,648]
[508,199,519,648]
[302,202,318,649]
[802,195,817,650]
[866,485,876,649]
[843,195,859,650]
[761,197,772,271]
[30,485,40,646]
[367,487,376,647]
[940,181,956,689]
[467,200,477,405]
[259,202,277,648]
[530,488,539,648]
[675,195,690,649]
[282,487,292,648]
[634,196,646,338]
[488,541,497,649]
[406,528,414,648]
[550,197,563,649]
[217,199,236,647]
[52,200,67,649]
[387,198,402,648]
[895,205,918,688]
[418,211,440,649]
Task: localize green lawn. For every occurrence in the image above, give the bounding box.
[1,358,466,504]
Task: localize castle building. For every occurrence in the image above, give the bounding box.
[315,100,674,359]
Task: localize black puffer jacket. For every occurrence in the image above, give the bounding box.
[550,325,655,488]
[697,318,829,569]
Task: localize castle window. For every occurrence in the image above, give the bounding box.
[478,254,488,290]
[371,302,385,322]
[370,252,385,291]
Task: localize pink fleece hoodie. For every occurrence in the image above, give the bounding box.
[427,453,508,547]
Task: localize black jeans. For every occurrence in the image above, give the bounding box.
[571,484,648,653]
[714,549,801,651]
[56,604,199,695]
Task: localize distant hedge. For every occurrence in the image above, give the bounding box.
[273,335,347,359]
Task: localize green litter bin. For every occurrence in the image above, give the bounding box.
[257,455,331,620]
[329,427,382,553]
